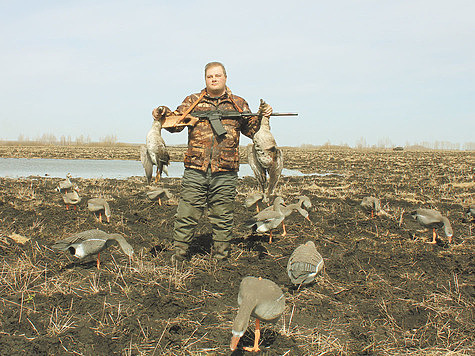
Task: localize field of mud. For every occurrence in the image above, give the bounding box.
[0,146,474,355]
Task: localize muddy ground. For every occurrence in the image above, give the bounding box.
[0,146,474,355]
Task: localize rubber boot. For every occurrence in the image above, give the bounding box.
[170,241,189,264]
[213,241,230,261]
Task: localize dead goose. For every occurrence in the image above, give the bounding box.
[248,99,283,202]
[247,196,286,243]
[411,208,453,244]
[140,117,170,184]
[360,196,388,218]
[287,241,324,286]
[51,229,133,268]
[146,187,172,206]
[87,197,111,223]
[230,276,285,352]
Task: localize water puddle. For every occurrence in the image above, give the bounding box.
[0,158,339,179]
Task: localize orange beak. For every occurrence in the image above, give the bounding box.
[230,335,240,351]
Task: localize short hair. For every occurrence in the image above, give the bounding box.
[205,62,227,77]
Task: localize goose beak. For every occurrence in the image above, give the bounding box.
[230,335,240,351]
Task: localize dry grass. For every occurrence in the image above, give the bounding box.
[0,147,474,355]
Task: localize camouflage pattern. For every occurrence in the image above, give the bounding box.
[173,168,238,245]
[165,87,261,173]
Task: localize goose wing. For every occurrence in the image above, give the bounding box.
[266,148,283,198]
[140,145,153,184]
[253,131,276,169]
[412,209,443,226]
[287,241,324,285]
[62,190,81,204]
[248,144,267,193]
[51,229,109,251]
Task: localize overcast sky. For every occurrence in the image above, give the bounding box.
[1,0,473,147]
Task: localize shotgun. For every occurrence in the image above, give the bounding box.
[162,111,298,136]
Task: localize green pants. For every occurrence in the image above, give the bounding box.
[173,168,238,245]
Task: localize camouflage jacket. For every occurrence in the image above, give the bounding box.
[165,87,260,173]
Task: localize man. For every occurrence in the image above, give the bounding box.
[152,62,272,262]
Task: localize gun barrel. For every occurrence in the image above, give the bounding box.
[269,113,298,116]
[238,112,298,117]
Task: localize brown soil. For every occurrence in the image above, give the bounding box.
[0,146,474,355]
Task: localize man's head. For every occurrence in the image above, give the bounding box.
[205,62,227,97]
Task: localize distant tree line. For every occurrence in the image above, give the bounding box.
[301,137,474,151]
[6,134,120,146]
[2,133,474,151]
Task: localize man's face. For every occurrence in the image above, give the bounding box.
[205,65,227,96]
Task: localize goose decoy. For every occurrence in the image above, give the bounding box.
[466,204,475,235]
[146,187,172,206]
[87,197,111,223]
[61,190,81,210]
[247,196,286,243]
[230,276,285,352]
[140,118,170,184]
[360,196,388,218]
[248,100,283,202]
[245,191,267,212]
[296,195,312,211]
[56,173,74,193]
[51,229,133,268]
[275,196,312,237]
[289,195,312,222]
[411,208,453,244]
[287,241,324,286]
[465,204,475,221]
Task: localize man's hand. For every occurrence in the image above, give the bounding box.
[257,99,273,117]
[152,106,171,120]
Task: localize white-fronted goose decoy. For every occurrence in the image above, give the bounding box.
[61,190,81,210]
[248,100,283,202]
[247,196,286,243]
[287,241,324,286]
[360,196,388,218]
[87,197,111,223]
[56,173,74,193]
[146,187,172,206]
[230,276,285,352]
[411,208,453,244]
[245,191,266,212]
[465,204,475,221]
[289,195,312,222]
[296,195,312,211]
[466,204,475,235]
[276,196,312,237]
[52,229,133,268]
[465,204,475,236]
[140,117,170,184]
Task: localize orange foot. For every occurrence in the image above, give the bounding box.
[243,346,261,352]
